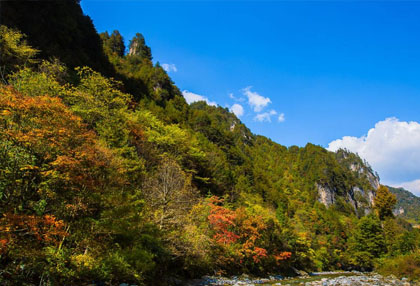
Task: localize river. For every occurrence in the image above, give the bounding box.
[184,272,418,286]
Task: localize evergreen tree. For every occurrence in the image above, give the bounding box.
[347,215,386,269]
[100,30,125,57]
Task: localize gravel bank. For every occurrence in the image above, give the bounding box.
[181,273,418,286]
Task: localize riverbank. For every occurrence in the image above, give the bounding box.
[180,272,419,286]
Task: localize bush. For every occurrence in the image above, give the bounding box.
[376,251,420,281]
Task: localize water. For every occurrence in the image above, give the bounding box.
[266,272,354,285]
[195,272,415,286]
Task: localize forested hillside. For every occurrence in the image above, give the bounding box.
[1,1,419,285]
[0,0,114,75]
[388,186,420,223]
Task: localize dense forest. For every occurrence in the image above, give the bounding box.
[0,1,419,285]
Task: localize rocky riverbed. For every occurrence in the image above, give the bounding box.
[181,272,419,286]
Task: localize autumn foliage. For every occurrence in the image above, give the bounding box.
[207,196,291,269]
[374,185,397,220]
[0,84,133,283]
[0,85,121,218]
[0,213,68,251]
[208,196,239,245]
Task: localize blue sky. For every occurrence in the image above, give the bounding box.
[82,1,420,194]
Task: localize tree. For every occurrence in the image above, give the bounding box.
[100,30,125,57]
[0,25,38,74]
[143,158,197,231]
[346,215,386,270]
[374,185,397,220]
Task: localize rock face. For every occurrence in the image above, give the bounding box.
[394,207,405,216]
[316,179,378,212]
[316,151,380,214]
[317,184,335,206]
[128,41,138,56]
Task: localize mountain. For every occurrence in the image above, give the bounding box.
[0,0,114,76]
[388,186,420,223]
[1,1,419,285]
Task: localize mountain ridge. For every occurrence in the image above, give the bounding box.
[387,186,420,223]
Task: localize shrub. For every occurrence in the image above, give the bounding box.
[376,251,420,281]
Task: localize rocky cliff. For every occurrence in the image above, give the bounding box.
[316,149,379,215]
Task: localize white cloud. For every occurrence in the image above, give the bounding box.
[182,90,217,106]
[230,104,244,117]
[229,93,245,102]
[242,86,271,112]
[254,110,277,122]
[161,63,177,73]
[396,179,420,197]
[278,113,285,123]
[327,117,420,195]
